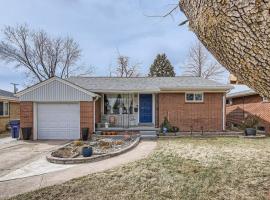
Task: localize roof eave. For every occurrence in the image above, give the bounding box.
[0,96,18,101]
[89,89,160,93]
[159,87,232,92]
[226,91,257,98]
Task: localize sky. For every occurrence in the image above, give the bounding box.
[0,0,229,92]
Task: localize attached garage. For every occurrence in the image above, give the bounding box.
[37,103,80,140]
[17,77,99,140]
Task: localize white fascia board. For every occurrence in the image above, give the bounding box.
[0,96,18,101]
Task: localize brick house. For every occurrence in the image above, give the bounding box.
[0,89,20,133]
[226,85,270,134]
[16,77,232,140]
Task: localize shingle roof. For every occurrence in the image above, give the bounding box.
[226,84,257,98]
[67,76,233,93]
[0,89,17,100]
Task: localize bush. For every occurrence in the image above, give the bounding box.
[160,117,172,132]
[73,140,84,146]
[241,115,260,129]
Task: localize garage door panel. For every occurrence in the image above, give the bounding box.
[37,103,80,140]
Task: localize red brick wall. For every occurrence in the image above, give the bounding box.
[20,102,33,139]
[95,98,101,124]
[158,93,224,131]
[20,102,33,128]
[80,101,94,137]
[226,94,270,133]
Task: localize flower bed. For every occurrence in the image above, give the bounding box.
[47,134,140,164]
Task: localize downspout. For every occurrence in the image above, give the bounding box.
[222,93,226,131]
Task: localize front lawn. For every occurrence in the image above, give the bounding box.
[11,138,270,200]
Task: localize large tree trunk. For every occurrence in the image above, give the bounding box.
[179,0,270,98]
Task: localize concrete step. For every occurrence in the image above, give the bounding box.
[139,131,157,136]
[140,135,157,140]
[140,131,157,140]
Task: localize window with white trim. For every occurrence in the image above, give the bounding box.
[185,92,204,103]
[0,102,9,116]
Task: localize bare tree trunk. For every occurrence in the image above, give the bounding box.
[179,0,270,98]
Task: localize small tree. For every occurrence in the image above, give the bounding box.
[183,42,225,80]
[149,53,175,77]
[0,24,92,83]
[114,55,140,77]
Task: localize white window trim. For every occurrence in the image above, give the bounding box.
[185,92,204,103]
[0,101,9,117]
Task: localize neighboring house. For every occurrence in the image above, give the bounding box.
[0,89,20,133]
[226,84,270,133]
[16,77,232,140]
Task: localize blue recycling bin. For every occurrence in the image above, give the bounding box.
[9,120,20,138]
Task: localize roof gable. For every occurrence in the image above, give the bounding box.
[17,77,99,102]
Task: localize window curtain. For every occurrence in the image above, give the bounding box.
[122,94,130,114]
[107,94,118,114]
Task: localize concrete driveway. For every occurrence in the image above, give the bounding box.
[0,138,68,177]
[0,140,157,199]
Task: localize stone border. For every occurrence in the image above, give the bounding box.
[47,135,141,164]
[239,134,267,139]
[158,134,268,139]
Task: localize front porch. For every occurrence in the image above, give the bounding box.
[96,125,159,132]
[95,93,158,130]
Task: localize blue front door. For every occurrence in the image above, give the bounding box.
[139,94,153,123]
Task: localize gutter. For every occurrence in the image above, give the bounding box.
[159,86,234,92]
[0,96,18,101]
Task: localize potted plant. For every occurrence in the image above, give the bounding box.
[21,127,32,140]
[82,128,89,141]
[241,115,260,136]
[104,122,109,129]
[82,146,93,157]
[160,117,172,135]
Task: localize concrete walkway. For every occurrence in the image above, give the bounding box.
[0,141,157,199]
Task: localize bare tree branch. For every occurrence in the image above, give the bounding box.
[114,54,141,78]
[144,4,179,18]
[0,24,85,83]
[183,42,225,80]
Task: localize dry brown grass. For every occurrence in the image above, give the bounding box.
[10,138,270,200]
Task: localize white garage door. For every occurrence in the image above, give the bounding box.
[37,103,80,140]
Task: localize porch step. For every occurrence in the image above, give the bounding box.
[140,131,157,140]
[138,123,154,127]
